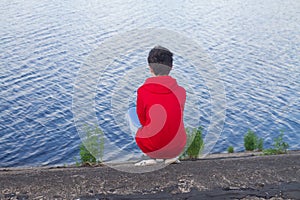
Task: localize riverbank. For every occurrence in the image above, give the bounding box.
[0,151,299,199]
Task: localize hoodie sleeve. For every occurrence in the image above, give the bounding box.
[136,87,146,126]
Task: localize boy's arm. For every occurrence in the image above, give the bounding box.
[136,88,146,126]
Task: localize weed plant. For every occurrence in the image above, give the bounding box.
[79,125,104,165]
[181,126,204,159]
[227,146,234,153]
[244,130,263,151]
[263,131,289,155]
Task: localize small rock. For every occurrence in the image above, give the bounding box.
[256,182,265,187]
[108,189,115,193]
[17,194,29,200]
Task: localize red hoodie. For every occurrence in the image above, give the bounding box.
[135,76,187,159]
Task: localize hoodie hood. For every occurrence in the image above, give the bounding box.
[142,76,179,94]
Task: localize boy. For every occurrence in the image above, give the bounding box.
[128,46,187,166]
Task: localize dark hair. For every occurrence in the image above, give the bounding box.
[147,46,173,76]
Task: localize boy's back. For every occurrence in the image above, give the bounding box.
[135,46,187,159]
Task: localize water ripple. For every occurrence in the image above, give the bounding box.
[0,0,299,167]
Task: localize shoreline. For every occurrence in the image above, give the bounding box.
[0,151,248,171]
[1,151,299,199]
[0,150,298,171]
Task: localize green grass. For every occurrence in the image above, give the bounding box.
[78,125,104,166]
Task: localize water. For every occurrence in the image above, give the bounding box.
[0,0,299,167]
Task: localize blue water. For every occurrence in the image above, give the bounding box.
[0,0,299,167]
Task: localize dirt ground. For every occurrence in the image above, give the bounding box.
[0,151,299,200]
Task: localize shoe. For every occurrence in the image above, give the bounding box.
[164,157,180,165]
[134,159,157,166]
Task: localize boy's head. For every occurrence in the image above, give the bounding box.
[147,46,173,76]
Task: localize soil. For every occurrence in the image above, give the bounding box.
[0,151,299,200]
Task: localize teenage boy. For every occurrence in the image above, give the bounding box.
[128,46,187,166]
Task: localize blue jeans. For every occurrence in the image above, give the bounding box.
[126,107,141,138]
